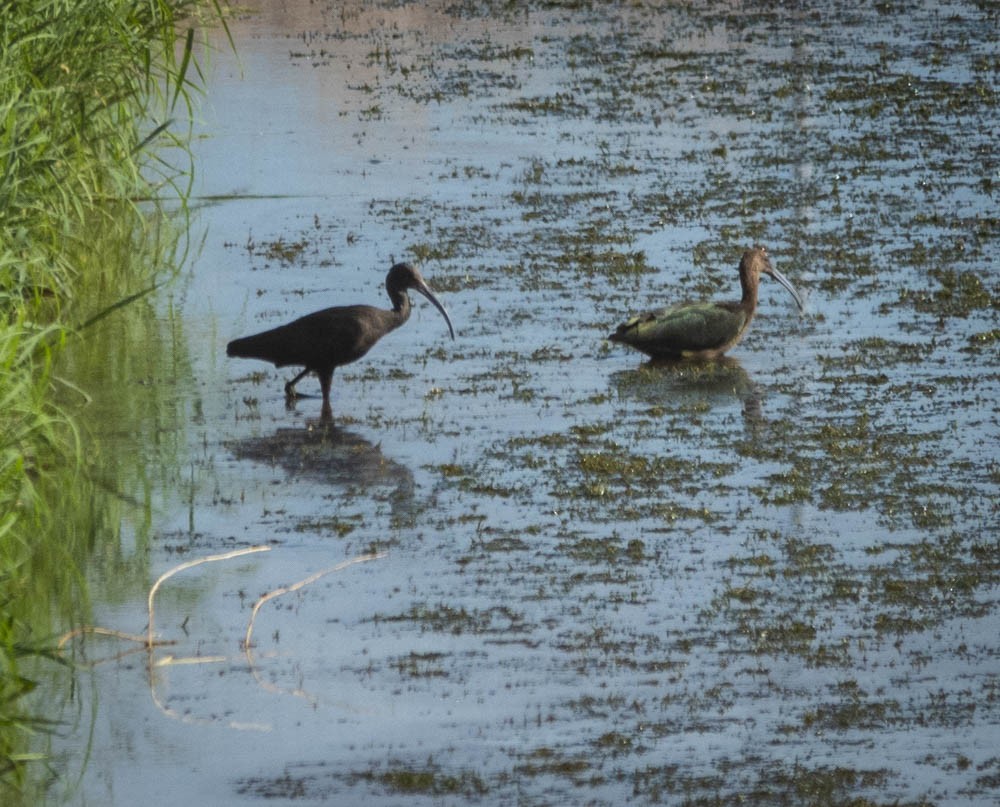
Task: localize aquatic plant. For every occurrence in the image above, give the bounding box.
[0,0,229,794]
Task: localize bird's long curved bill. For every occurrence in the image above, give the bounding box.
[415,283,456,339]
[768,266,804,313]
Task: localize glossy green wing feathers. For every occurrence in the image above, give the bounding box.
[609,302,750,358]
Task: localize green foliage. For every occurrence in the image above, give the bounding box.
[0,0,228,793]
[1,0,196,297]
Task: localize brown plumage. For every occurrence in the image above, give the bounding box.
[608,247,803,360]
[227,262,454,412]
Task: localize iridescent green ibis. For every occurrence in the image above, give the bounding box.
[608,247,803,360]
[227,262,455,411]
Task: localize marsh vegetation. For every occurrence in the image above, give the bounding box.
[8,0,999,804]
[0,0,225,800]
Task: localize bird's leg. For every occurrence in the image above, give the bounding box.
[318,369,334,421]
[284,368,310,400]
[318,369,334,404]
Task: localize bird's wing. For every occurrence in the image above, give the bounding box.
[614,303,747,355]
[295,305,382,364]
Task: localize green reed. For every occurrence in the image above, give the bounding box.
[0,0,227,793]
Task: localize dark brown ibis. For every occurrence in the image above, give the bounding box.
[608,246,803,360]
[227,262,454,412]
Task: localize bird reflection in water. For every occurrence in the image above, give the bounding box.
[229,422,415,520]
[610,356,765,433]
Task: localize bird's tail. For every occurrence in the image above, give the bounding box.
[608,315,642,343]
[227,330,281,362]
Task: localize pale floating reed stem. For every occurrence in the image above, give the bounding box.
[244,551,386,652]
[243,552,386,704]
[148,545,271,650]
[58,626,150,651]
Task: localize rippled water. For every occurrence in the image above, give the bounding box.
[50,1,998,804]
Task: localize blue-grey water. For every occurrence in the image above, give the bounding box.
[47,1,998,804]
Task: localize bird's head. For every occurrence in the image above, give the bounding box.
[741,247,804,313]
[388,262,456,339]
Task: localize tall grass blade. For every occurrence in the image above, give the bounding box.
[0,0,231,793]
[171,28,195,113]
[132,119,175,155]
[74,280,168,333]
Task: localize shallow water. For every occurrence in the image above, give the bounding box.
[49,1,998,804]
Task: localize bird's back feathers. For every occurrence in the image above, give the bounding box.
[609,301,750,359]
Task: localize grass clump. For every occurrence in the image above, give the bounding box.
[0,0,228,795]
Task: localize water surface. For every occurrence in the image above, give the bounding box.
[51,1,998,804]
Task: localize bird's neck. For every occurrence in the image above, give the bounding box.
[390,290,412,322]
[739,273,759,312]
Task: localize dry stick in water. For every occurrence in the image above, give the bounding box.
[57,547,271,662]
[57,547,379,726]
[245,551,386,650]
[145,545,272,729]
[58,626,149,650]
[147,545,271,651]
[243,552,387,702]
[57,627,163,667]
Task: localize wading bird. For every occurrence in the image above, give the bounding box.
[608,246,803,360]
[227,262,455,412]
